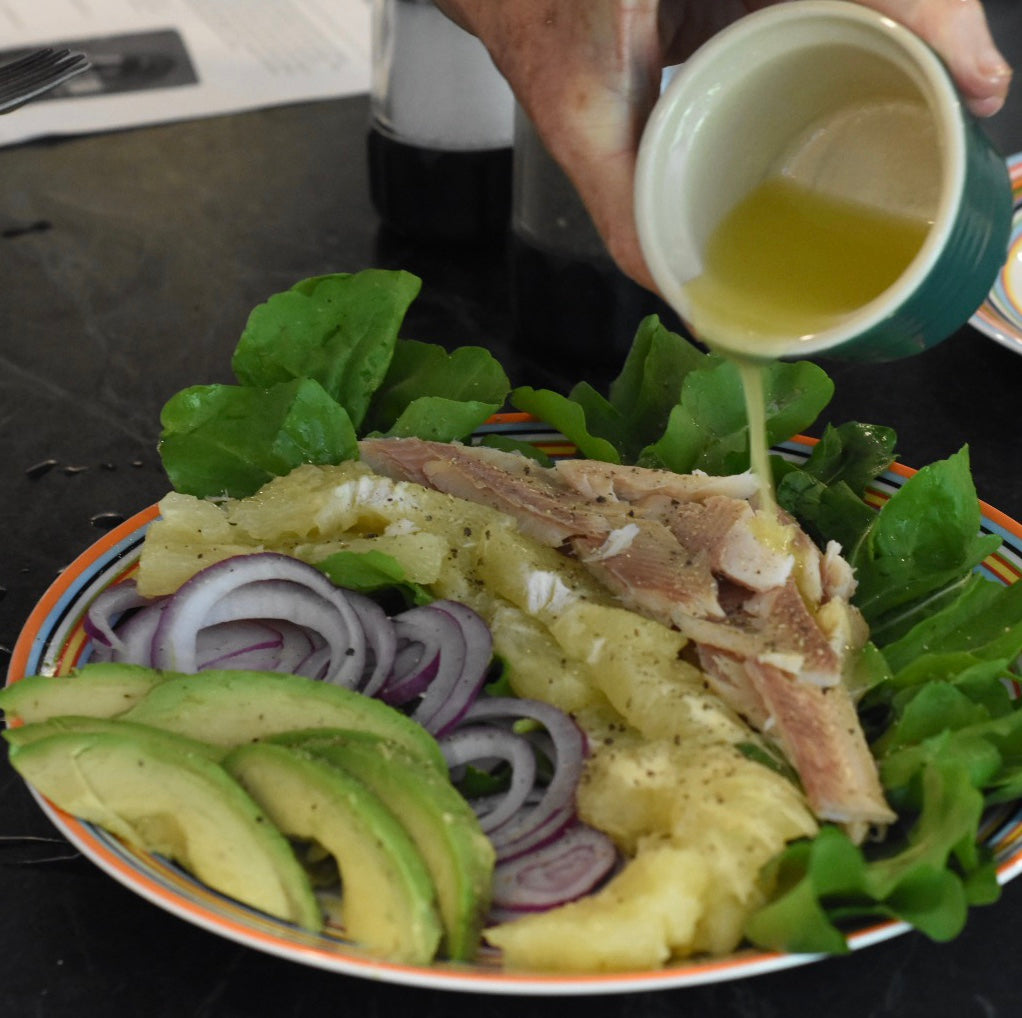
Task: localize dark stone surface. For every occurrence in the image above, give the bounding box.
[1,3,1021,1012]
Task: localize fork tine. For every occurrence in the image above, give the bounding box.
[0,49,89,112]
[0,52,83,93]
[0,48,61,84]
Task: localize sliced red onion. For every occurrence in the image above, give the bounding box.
[439,725,537,834]
[345,592,397,698]
[196,620,284,671]
[382,641,441,705]
[490,822,618,913]
[408,600,493,737]
[83,579,154,653]
[149,554,370,688]
[192,620,329,678]
[460,697,586,860]
[202,579,368,687]
[383,604,463,706]
[91,600,166,665]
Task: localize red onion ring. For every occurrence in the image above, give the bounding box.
[149,554,370,688]
[439,725,537,833]
[409,600,494,736]
[452,697,587,861]
[490,822,618,914]
[83,579,153,653]
[344,592,397,697]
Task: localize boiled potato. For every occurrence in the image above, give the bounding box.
[473,525,612,623]
[576,736,816,957]
[548,602,752,745]
[137,492,263,596]
[487,601,606,714]
[484,845,709,971]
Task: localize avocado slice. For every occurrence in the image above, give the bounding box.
[3,715,225,761]
[274,730,494,961]
[224,741,443,964]
[7,729,321,930]
[0,663,165,725]
[120,670,446,772]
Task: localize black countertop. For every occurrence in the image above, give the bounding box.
[2,3,1022,1014]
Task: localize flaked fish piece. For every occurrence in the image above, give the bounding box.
[358,437,893,837]
[571,520,725,624]
[696,594,892,835]
[822,540,858,602]
[361,438,610,546]
[557,460,813,599]
[362,437,726,619]
[555,459,760,504]
[637,494,796,594]
[744,659,896,837]
[681,578,848,688]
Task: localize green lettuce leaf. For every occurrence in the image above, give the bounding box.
[512,316,834,473]
[638,356,834,475]
[314,549,432,606]
[775,422,896,553]
[850,448,1001,634]
[746,755,991,954]
[364,339,509,440]
[509,385,622,463]
[231,270,421,429]
[159,379,358,498]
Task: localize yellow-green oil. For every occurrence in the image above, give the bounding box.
[682,175,930,512]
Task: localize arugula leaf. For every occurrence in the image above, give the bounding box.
[639,356,833,474]
[746,755,989,953]
[364,339,509,435]
[512,317,833,473]
[775,422,896,553]
[597,315,706,460]
[510,385,622,462]
[159,379,358,498]
[158,270,518,498]
[314,549,432,606]
[850,448,1001,632]
[797,421,898,494]
[231,270,421,429]
[364,339,509,441]
[881,573,1022,670]
[380,397,507,443]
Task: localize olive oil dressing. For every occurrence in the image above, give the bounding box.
[683,174,932,510]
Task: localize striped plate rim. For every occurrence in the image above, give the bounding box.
[6,425,1022,994]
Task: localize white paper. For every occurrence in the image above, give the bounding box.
[0,0,372,148]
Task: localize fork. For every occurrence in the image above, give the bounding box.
[0,47,90,115]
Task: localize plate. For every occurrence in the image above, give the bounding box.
[970,152,1022,351]
[8,425,1022,994]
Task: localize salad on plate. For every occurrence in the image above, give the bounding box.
[5,269,1022,977]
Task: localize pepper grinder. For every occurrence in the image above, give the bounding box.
[368,0,514,244]
[509,105,684,372]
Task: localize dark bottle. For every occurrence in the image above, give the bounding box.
[368,0,513,244]
[509,106,685,373]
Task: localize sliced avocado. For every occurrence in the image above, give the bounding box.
[3,715,225,761]
[274,729,494,961]
[224,741,443,965]
[120,670,446,772]
[7,729,321,930]
[0,663,165,725]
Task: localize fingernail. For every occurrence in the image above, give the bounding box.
[967,93,1005,118]
[968,57,1011,117]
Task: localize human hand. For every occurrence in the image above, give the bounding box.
[435,0,1012,290]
